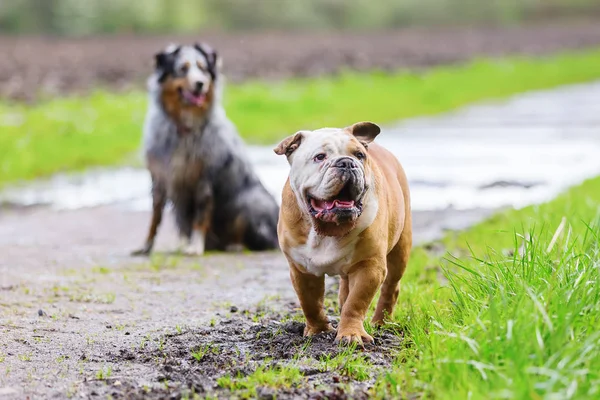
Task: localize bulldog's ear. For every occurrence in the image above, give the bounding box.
[274,132,304,157]
[347,121,381,144]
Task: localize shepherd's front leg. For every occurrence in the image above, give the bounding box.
[132,179,166,256]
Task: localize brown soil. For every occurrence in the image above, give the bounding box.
[2,21,600,101]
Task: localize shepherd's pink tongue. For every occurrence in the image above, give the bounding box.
[183,91,206,106]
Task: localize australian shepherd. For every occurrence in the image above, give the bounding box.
[132,43,279,255]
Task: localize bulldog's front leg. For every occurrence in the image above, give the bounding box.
[289,263,334,336]
[336,258,386,346]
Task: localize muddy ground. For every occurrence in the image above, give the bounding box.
[0,204,494,399]
[2,21,600,101]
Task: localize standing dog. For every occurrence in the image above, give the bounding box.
[275,122,412,345]
[133,43,280,256]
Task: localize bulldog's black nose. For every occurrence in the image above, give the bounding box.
[335,157,357,170]
[194,81,204,94]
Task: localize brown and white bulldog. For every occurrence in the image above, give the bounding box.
[274,121,412,345]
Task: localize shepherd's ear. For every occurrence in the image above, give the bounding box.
[346,121,380,144]
[274,132,304,157]
[154,52,168,69]
[195,42,220,79]
[154,45,180,81]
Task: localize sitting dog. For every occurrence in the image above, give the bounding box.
[133,43,280,256]
[274,121,412,345]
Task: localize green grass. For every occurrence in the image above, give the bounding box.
[190,343,218,362]
[319,346,373,381]
[217,363,304,398]
[3,47,600,187]
[95,365,113,381]
[369,175,600,399]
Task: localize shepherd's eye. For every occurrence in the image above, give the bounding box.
[314,153,326,162]
[180,64,189,73]
[355,151,366,161]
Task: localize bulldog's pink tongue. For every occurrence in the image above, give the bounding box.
[311,198,355,211]
[183,91,206,106]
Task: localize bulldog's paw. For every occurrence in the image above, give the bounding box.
[334,326,373,347]
[303,323,334,337]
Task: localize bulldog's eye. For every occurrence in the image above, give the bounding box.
[355,151,366,161]
[313,153,326,162]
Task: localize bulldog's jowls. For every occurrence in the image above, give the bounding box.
[274,122,412,345]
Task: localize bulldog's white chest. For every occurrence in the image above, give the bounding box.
[288,231,358,277]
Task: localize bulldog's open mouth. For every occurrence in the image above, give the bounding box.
[307,183,363,222]
[179,87,206,106]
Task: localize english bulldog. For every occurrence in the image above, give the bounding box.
[274,121,412,345]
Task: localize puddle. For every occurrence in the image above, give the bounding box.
[2,82,600,212]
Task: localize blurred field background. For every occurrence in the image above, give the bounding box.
[3,0,600,35]
[2,0,600,185]
[3,0,600,100]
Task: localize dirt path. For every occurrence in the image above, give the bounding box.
[3,21,600,101]
[0,203,493,399]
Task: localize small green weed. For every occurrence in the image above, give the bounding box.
[217,364,303,398]
[96,365,113,380]
[191,343,219,362]
[91,266,111,274]
[320,346,372,381]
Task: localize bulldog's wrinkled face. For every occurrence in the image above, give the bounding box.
[275,122,381,233]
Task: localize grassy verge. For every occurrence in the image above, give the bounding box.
[224,176,600,399]
[370,175,600,398]
[2,48,600,187]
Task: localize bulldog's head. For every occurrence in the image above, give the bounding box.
[274,122,380,236]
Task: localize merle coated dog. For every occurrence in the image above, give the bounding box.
[132,43,279,256]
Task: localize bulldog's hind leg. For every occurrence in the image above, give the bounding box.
[372,227,412,325]
[132,178,166,256]
[289,263,334,336]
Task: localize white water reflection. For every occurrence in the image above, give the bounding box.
[2,81,600,212]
